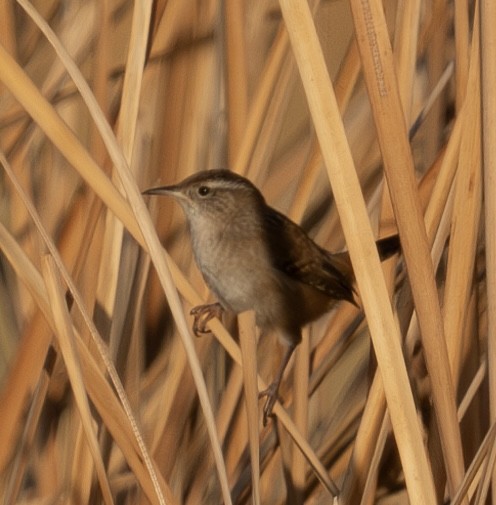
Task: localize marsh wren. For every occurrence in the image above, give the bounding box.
[144,169,399,425]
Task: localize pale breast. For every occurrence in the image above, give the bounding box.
[189,217,274,313]
[187,213,334,332]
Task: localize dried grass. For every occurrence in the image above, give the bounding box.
[0,1,490,504]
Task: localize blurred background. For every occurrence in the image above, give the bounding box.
[0,1,487,504]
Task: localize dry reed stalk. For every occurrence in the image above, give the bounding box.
[237,310,260,505]
[234,23,289,176]
[1,150,171,503]
[292,326,310,505]
[5,10,233,503]
[393,0,421,123]
[442,11,481,387]
[0,219,174,504]
[279,1,435,504]
[454,0,470,109]
[349,0,465,501]
[481,0,496,502]
[0,9,338,500]
[224,0,248,164]
[41,255,114,505]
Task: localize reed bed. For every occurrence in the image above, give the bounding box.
[0,0,490,504]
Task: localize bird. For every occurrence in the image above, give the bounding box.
[143,169,400,425]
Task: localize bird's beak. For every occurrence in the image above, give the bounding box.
[142,184,180,196]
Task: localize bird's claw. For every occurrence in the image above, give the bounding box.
[259,383,279,426]
[190,303,223,336]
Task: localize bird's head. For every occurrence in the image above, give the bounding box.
[143,169,265,222]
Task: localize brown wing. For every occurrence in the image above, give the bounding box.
[261,206,357,306]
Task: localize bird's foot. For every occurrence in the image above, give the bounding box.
[190,302,223,337]
[258,382,279,426]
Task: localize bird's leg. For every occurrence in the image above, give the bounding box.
[259,343,296,426]
[190,302,224,336]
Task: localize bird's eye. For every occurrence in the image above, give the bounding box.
[198,186,210,197]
